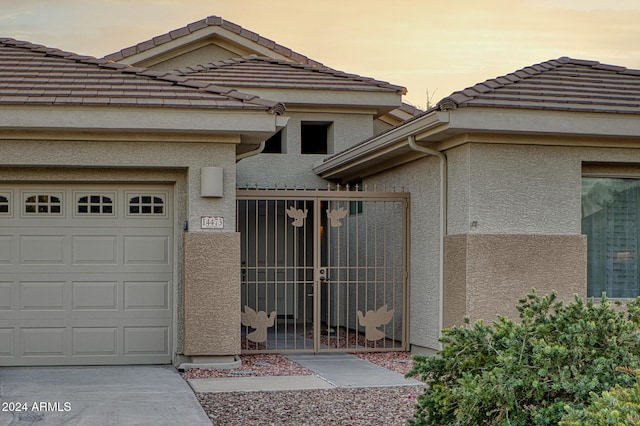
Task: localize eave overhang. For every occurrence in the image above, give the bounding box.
[0,105,288,153]
[314,106,640,181]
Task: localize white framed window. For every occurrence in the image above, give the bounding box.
[0,192,10,215]
[126,193,167,217]
[75,193,115,216]
[582,177,640,298]
[23,193,63,215]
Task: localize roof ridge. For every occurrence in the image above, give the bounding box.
[0,38,285,114]
[103,15,324,67]
[437,57,640,110]
[174,55,407,94]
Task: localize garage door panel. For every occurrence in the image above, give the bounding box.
[124,281,169,310]
[73,327,118,356]
[21,281,66,311]
[0,282,12,310]
[72,236,118,264]
[20,235,65,264]
[124,326,169,355]
[72,281,118,310]
[0,235,13,264]
[0,328,14,356]
[0,183,174,366]
[21,327,66,357]
[124,236,169,265]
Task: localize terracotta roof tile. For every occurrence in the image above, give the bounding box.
[103,16,324,67]
[0,38,285,113]
[172,56,406,95]
[436,57,640,114]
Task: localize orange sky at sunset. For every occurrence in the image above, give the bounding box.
[3,0,640,108]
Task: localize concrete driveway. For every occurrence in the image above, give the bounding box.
[0,366,210,426]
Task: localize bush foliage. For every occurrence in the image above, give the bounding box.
[559,368,640,426]
[406,290,640,425]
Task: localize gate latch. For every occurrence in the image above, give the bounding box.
[318,268,328,281]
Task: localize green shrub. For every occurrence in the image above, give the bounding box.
[406,290,640,426]
[559,368,640,426]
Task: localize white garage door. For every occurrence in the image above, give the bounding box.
[0,184,173,366]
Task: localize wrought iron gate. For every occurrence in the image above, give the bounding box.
[237,187,409,353]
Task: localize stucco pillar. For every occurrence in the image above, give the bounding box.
[183,232,240,355]
[444,234,587,328]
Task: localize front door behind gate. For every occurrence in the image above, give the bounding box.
[237,189,408,353]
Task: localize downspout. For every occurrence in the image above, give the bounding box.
[235,141,265,163]
[407,135,447,344]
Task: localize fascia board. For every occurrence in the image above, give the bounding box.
[236,88,402,109]
[447,108,640,138]
[313,110,446,177]
[0,106,281,135]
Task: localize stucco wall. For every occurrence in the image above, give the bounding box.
[183,232,241,355]
[444,234,587,327]
[237,112,373,189]
[365,155,443,350]
[451,143,582,235]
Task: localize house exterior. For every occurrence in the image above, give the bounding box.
[1,16,639,367]
[317,57,640,350]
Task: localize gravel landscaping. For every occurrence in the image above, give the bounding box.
[182,352,424,425]
[197,386,422,425]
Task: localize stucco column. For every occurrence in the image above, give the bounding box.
[183,232,241,355]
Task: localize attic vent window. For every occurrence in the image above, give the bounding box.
[263,130,283,154]
[301,122,332,154]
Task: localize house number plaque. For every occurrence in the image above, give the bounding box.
[201,216,224,229]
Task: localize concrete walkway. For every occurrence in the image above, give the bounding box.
[188,352,422,393]
[0,366,210,426]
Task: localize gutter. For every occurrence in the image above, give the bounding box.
[236,115,289,162]
[407,135,447,344]
[236,141,265,162]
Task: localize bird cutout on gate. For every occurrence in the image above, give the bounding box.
[241,306,276,343]
[357,305,395,341]
[286,206,307,227]
[326,207,348,227]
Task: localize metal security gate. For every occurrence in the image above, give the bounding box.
[237,187,408,353]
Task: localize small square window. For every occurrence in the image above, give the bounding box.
[301,122,331,154]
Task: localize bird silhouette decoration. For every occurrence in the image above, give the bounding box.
[326,207,348,227]
[241,306,276,343]
[286,206,308,227]
[357,305,395,341]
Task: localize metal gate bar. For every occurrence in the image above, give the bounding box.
[237,188,409,353]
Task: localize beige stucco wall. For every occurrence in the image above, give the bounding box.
[447,143,582,235]
[441,142,640,328]
[444,234,587,328]
[183,232,241,355]
[0,136,238,362]
[237,112,374,189]
[365,155,443,349]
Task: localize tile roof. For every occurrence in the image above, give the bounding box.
[0,38,285,113]
[437,57,640,114]
[172,56,406,94]
[104,16,324,67]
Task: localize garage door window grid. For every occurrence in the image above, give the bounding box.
[24,193,63,215]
